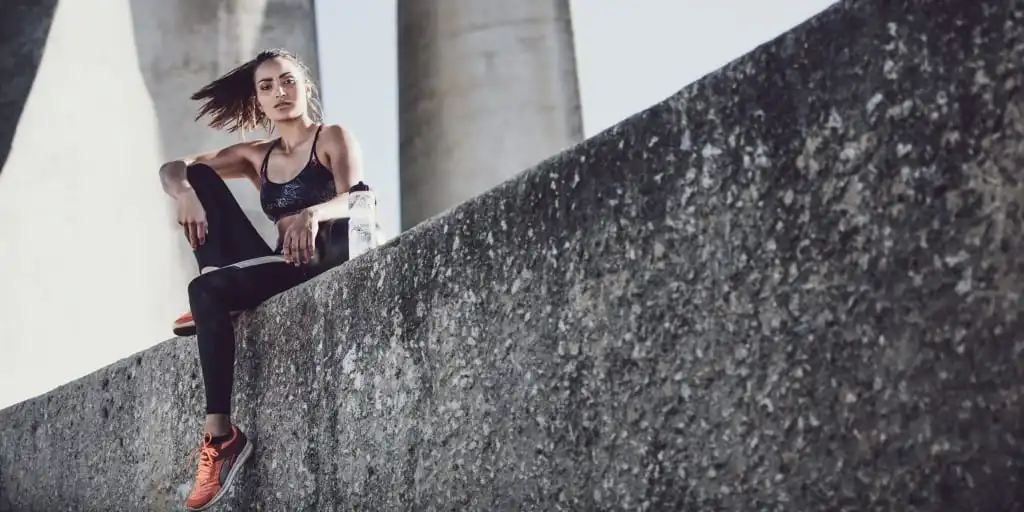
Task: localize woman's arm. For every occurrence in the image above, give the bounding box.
[158,141,261,198]
[159,141,262,248]
[304,124,363,221]
[281,125,364,264]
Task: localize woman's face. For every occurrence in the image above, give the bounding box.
[254,57,309,123]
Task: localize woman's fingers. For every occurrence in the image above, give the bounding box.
[290,232,302,266]
[186,222,199,249]
[185,219,207,248]
[295,231,305,263]
[299,232,309,264]
[197,220,207,246]
[281,225,316,265]
[283,232,294,264]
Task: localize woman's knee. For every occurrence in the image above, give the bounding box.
[185,162,216,184]
[188,273,225,319]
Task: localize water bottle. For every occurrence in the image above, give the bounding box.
[347,181,377,259]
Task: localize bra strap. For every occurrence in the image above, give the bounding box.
[308,125,324,167]
[259,139,278,182]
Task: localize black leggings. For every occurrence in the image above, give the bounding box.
[185,164,349,415]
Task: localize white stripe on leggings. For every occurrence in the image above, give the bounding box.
[200,255,289,275]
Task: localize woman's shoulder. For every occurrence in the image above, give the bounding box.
[237,138,276,152]
[317,124,358,151]
[223,138,276,161]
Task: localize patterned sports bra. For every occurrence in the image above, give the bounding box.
[258,125,338,222]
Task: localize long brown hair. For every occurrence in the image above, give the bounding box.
[190,48,322,135]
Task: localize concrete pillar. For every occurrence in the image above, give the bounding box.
[0,0,317,409]
[397,0,584,230]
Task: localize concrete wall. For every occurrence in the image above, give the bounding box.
[3,0,1023,509]
[397,0,584,230]
[0,0,317,410]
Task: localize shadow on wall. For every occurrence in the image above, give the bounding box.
[126,0,227,288]
[0,0,59,176]
[126,0,234,161]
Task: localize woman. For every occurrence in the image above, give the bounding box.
[159,48,362,511]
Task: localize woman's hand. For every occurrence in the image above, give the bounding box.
[282,210,319,265]
[177,190,207,249]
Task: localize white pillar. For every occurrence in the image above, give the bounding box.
[397,0,584,230]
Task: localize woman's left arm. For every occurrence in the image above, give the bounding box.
[285,125,363,264]
[304,124,363,221]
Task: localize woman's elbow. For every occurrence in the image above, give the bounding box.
[159,159,187,176]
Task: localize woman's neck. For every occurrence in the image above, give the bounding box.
[275,117,318,152]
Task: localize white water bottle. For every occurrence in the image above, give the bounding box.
[347,181,377,259]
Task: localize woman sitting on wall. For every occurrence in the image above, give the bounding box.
[158,48,362,511]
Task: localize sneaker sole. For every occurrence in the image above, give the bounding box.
[173,324,197,337]
[173,311,243,338]
[185,437,254,511]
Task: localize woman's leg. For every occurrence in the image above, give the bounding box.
[185,163,274,270]
[180,164,279,430]
[193,218,350,425]
[185,264,291,511]
[183,259,312,510]
[173,164,278,337]
[188,207,352,424]
[306,218,351,278]
[188,262,307,430]
[182,168,303,509]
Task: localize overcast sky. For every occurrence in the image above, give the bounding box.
[315,0,837,237]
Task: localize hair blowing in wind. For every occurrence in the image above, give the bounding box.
[190,48,322,134]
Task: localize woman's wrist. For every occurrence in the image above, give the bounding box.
[302,206,321,222]
[173,186,196,200]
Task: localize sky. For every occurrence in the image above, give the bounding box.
[315,0,838,238]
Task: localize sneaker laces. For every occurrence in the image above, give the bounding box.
[187,434,221,488]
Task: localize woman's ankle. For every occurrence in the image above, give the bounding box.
[203,414,232,437]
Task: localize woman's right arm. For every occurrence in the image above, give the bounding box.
[159,142,259,247]
[158,142,258,198]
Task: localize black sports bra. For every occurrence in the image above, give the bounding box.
[259,125,337,222]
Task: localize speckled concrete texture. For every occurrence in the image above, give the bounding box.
[3,0,1024,509]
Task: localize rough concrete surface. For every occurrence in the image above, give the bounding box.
[3,0,1024,509]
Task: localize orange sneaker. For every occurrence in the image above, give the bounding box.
[185,426,253,511]
[173,312,197,337]
[173,311,242,337]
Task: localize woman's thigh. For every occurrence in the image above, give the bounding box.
[310,218,351,275]
[193,262,311,313]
